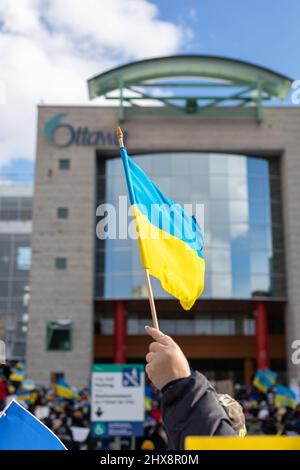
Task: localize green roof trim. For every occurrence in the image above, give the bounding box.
[88,55,292,100]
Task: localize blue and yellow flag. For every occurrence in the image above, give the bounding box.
[9,368,25,383]
[275,384,297,410]
[120,146,205,310]
[253,368,277,393]
[22,378,36,391]
[15,389,35,404]
[55,378,78,400]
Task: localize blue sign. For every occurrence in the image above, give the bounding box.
[122,367,141,387]
[44,113,127,148]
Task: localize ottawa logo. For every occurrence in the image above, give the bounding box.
[44,113,127,148]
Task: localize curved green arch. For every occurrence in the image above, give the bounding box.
[88,55,292,100]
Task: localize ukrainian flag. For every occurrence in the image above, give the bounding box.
[22,378,36,391]
[120,147,205,310]
[253,369,277,393]
[275,384,297,410]
[55,378,78,399]
[9,368,25,383]
[15,389,34,403]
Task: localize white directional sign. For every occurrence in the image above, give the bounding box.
[91,364,145,437]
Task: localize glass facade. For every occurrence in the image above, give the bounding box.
[0,187,32,358]
[97,314,255,336]
[95,153,285,300]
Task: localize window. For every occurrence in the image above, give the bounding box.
[55,257,67,269]
[46,321,72,351]
[59,159,70,170]
[17,247,31,271]
[57,207,69,219]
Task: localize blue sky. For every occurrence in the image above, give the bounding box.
[0,0,298,184]
[156,0,298,78]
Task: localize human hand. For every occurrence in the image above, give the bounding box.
[145,326,190,390]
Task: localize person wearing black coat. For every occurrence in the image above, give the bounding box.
[145,326,239,450]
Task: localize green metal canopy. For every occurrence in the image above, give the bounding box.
[87,55,292,122]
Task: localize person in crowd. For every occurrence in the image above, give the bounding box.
[145,326,241,449]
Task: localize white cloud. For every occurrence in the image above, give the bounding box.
[0,0,184,168]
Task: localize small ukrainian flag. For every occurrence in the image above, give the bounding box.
[253,368,277,393]
[120,145,205,310]
[55,378,78,399]
[275,384,297,409]
[9,368,25,383]
[15,389,34,403]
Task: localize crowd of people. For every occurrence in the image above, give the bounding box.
[235,384,300,436]
[0,362,167,450]
[0,362,300,449]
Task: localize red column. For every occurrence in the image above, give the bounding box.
[255,301,270,369]
[114,300,126,364]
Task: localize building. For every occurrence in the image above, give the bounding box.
[0,184,32,359]
[27,56,300,387]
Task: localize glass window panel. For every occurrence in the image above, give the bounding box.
[231,251,250,273]
[211,274,232,297]
[211,201,229,225]
[0,256,11,276]
[100,318,114,335]
[171,154,191,175]
[250,251,270,274]
[249,201,271,225]
[1,197,19,211]
[211,250,231,273]
[151,155,171,175]
[209,153,228,174]
[11,280,29,299]
[195,317,213,335]
[248,157,268,177]
[210,175,228,200]
[251,275,270,296]
[209,224,230,249]
[228,175,248,200]
[230,201,249,224]
[127,318,139,335]
[190,153,209,174]
[104,248,131,274]
[230,224,250,250]
[232,274,251,298]
[213,319,235,335]
[201,273,211,298]
[227,155,247,175]
[176,320,194,335]
[170,176,190,199]
[0,280,9,298]
[191,175,210,201]
[243,318,255,335]
[248,177,270,201]
[0,235,11,256]
[55,258,67,270]
[20,197,32,210]
[57,207,69,219]
[250,226,272,250]
[58,159,70,170]
[104,273,132,298]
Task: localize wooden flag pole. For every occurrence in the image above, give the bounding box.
[144,268,159,330]
[117,126,159,330]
